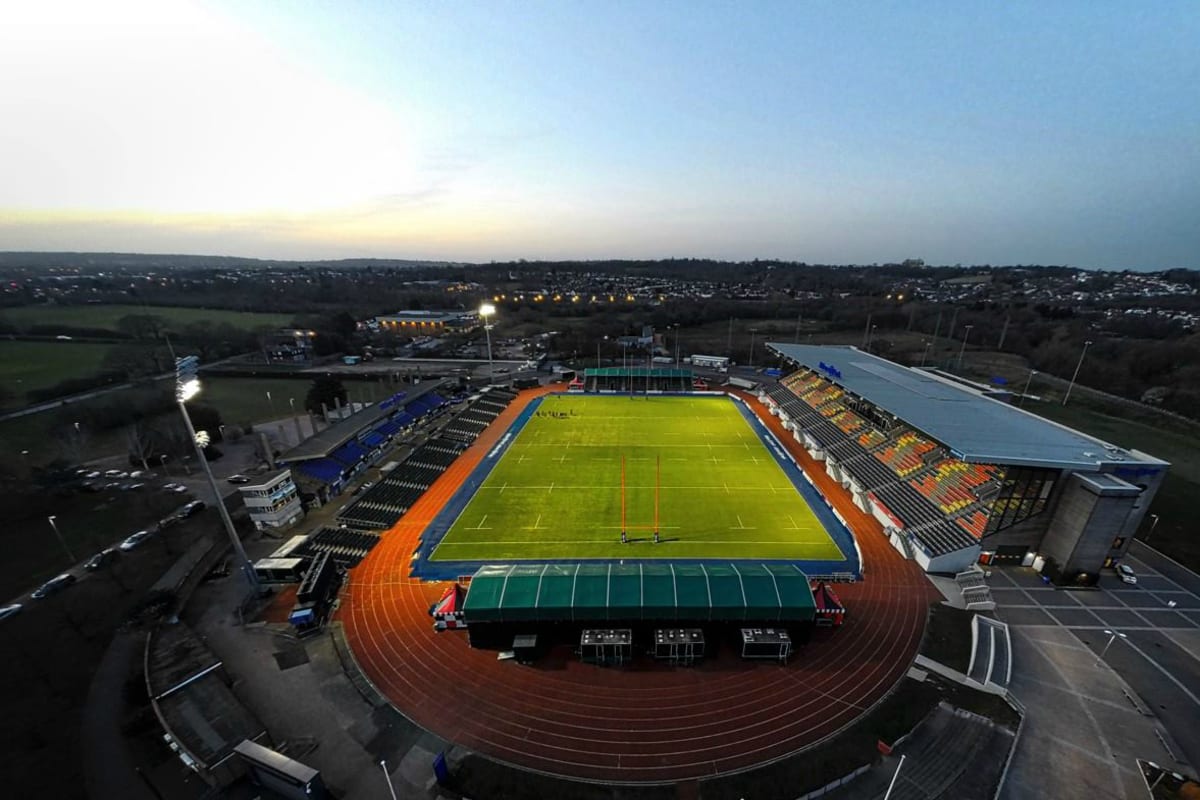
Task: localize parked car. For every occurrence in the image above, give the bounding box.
[85,548,120,571]
[32,573,76,599]
[0,603,22,621]
[160,483,181,492]
[226,474,251,484]
[179,500,206,517]
[1116,563,1137,585]
[85,471,101,479]
[119,530,154,551]
[104,469,129,479]
[157,515,182,531]
[129,470,155,479]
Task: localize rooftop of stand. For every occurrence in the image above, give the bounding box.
[768,343,1167,472]
[279,379,447,462]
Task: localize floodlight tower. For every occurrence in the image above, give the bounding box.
[175,356,260,592]
[480,303,496,385]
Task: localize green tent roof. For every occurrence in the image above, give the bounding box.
[461,562,816,624]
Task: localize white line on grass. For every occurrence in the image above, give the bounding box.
[731,515,757,530]
[467,515,491,530]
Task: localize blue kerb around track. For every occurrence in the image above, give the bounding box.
[409,394,861,581]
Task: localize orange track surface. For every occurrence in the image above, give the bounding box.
[342,387,937,783]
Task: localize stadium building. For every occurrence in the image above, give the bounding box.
[764,343,1168,584]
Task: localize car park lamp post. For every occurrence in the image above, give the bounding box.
[1019,369,1038,408]
[956,325,973,370]
[175,356,260,593]
[47,515,76,564]
[883,754,907,800]
[1145,513,1160,543]
[379,760,398,800]
[1062,340,1093,406]
[1096,629,1127,666]
[480,303,496,385]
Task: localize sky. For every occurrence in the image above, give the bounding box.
[0,0,1197,269]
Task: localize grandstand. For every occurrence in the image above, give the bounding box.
[293,527,383,570]
[337,387,520,530]
[764,343,1168,583]
[277,380,455,499]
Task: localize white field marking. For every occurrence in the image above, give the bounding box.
[724,482,731,494]
[548,482,554,495]
[521,514,546,531]
[730,516,757,530]
[516,454,530,464]
[709,456,724,465]
[475,483,796,490]
[467,515,491,530]
[513,443,751,448]
[785,515,802,530]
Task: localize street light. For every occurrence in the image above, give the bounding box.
[1019,369,1038,408]
[1096,629,1127,666]
[956,324,974,370]
[749,328,758,368]
[673,323,681,368]
[1145,513,1160,543]
[47,515,76,564]
[865,324,877,353]
[1062,340,1093,406]
[919,340,931,367]
[479,303,496,384]
[159,453,170,478]
[379,760,398,800]
[175,357,260,593]
[265,390,274,416]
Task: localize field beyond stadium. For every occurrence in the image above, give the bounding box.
[423,394,852,569]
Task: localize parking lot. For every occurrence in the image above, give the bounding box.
[992,550,1200,799]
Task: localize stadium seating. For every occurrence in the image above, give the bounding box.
[295,527,382,569]
[776,366,1000,559]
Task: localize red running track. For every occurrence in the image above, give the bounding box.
[341,388,937,783]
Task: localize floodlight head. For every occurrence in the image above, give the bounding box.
[48,515,56,523]
[480,303,496,317]
[177,378,201,402]
[195,430,211,448]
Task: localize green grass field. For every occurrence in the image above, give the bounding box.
[0,304,294,333]
[431,395,843,562]
[0,340,118,395]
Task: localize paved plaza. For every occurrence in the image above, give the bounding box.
[993,547,1200,800]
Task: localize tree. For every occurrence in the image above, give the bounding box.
[116,314,166,340]
[305,375,347,415]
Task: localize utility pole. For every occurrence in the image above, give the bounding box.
[727,317,734,358]
[997,313,1010,351]
[947,307,960,342]
[861,313,873,348]
[795,312,802,343]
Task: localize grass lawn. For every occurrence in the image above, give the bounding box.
[432,395,843,562]
[0,340,118,398]
[199,376,319,427]
[0,303,294,333]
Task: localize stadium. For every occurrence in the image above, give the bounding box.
[337,343,1168,783]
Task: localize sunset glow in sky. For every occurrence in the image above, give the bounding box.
[1,0,1197,267]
